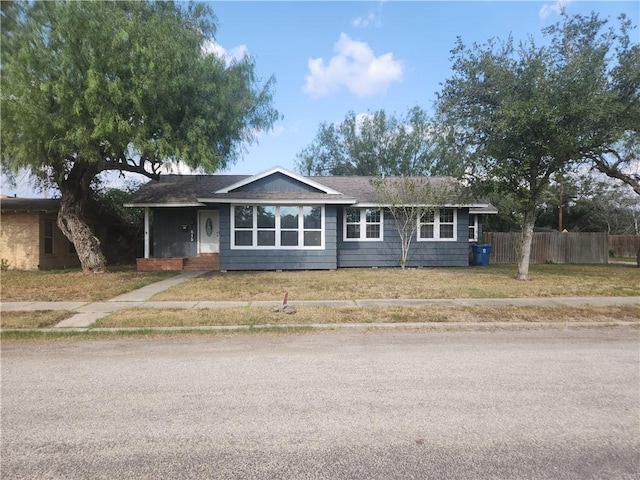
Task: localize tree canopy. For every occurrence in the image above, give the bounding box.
[296,107,463,177]
[1,0,280,271]
[435,11,638,280]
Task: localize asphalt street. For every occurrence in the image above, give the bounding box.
[2,328,639,479]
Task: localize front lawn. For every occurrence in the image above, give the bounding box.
[151,264,640,301]
[0,267,177,302]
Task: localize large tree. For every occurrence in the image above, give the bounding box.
[296,107,463,177]
[1,1,279,272]
[436,12,638,280]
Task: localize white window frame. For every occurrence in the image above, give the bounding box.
[417,208,458,242]
[343,208,384,242]
[468,214,478,242]
[231,205,325,250]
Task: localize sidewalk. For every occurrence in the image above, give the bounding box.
[1,269,639,330]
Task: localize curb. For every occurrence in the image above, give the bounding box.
[2,321,638,335]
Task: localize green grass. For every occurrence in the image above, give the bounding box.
[0,267,177,302]
[0,310,73,328]
[96,304,640,328]
[151,264,640,301]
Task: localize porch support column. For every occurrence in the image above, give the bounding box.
[144,207,150,258]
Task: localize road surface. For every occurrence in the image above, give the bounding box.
[2,328,639,479]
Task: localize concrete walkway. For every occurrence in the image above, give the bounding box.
[1,270,638,329]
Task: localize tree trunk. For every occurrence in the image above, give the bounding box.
[56,163,107,273]
[516,211,536,281]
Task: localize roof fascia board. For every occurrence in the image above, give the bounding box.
[197,197,356,205]
[353,202,495,208]
[214,165,342,195]
[123,202,205,208]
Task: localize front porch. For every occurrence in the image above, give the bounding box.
[136,254,219,271]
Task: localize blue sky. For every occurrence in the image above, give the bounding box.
[2,0,639,197]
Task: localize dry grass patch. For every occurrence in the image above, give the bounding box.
[152,264,640,301]
[1,268,177,302]
[0,310,73,329]
[96,304,640,328]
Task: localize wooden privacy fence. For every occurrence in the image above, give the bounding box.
[609,235,640,257]
[481,232,609,264]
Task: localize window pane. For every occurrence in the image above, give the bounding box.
[346,224,360,239]
[345,208,360,223]
[440,209,454,223]
[235,231,252,246]
[366,224,380,239]
[234,206,253,228]
[421,211,435,223]
[303,206,322,229]
[257,230,275,246]
[440,225,454,238]
[257,206,276,228]
[281,231,298,246]
[44,220,53,237]
[365,208,380,223]
[280,207,299,229]
[304,231,321,246]
[469,227,476,240]
[420,225,434,238]
[468,214,475,226]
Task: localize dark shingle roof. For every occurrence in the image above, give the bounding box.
[0,197,61,213]
[128,175,249,205]
[127,173,490,208]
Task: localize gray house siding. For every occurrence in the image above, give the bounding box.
[153,208,198,257]
[218,205,338,270]
[337,209,471,268]
[234,173,323,193]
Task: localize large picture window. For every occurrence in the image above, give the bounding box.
[344,208,383,241]
[231,205,324,249]
[417,208,457,241]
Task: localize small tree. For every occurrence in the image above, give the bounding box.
[371,177,460,269]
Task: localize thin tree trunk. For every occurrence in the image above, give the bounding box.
[516,211,536,281]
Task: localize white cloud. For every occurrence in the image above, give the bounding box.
[352,10,381,28]
[539,0,572,19]
[269,125,286,137]
[304,33,403,98]
[202,39,248,65]
[352,2,384,28]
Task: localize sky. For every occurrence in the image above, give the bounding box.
[2,0,639,197]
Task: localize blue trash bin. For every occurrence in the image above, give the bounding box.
[472,244,491,266]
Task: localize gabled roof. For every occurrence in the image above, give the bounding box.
[215,166,342,195]
[126,167,495,211]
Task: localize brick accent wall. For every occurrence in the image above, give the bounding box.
[136,257,186,271]
[0,211,81,270]
[0,211,40,270]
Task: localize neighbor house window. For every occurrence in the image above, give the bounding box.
[231,205,324,249]
[417,208,457,241]
[469,214,478,242]
[344,208,383,241]
[44,220,54,254]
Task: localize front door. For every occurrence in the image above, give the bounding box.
[198,210,219,254]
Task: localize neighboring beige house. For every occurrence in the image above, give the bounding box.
[0,197,81,270]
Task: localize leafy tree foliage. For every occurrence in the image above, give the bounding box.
[371,177,462,269]
[536,173,640,234]
[435,12,638,280]
[296,107,463,177]
[1,1,279,272]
